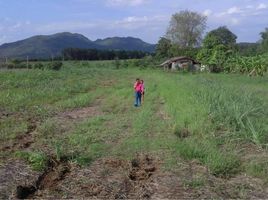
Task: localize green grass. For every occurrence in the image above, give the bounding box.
[0,61,267,182]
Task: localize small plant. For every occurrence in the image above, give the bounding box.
[15,151,47,171]
[114,58,120,69]
[48,61,63,70]
[173,124,190,139]
[33,62,44,70]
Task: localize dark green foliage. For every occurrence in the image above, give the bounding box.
[94,36,156,52]
[114,58,120,69]
[169,45,199,59]
[48,61,63,71]
[197,26,237,72]
[63,48,147,61]
[155,37,172,58]
[260,27,268,52]
[236,42,261,56]
[33,62,44,70]
[205,26,237,48]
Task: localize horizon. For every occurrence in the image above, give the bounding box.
[1,0,268,45]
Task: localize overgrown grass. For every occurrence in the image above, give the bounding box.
[1,61,267,181]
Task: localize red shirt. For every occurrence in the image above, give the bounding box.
[134,82,142,92]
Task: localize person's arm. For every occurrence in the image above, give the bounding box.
[134,82,137,90]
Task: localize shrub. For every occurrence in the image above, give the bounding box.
[6,63,15,69]
[48,61,63,71]
[33,62,44,70]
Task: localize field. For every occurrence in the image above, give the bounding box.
[0,61,268,199]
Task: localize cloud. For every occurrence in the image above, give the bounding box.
[113,15,168,30]
[227,6,242,14]
[203,9,212,16]
[256,3,267,10]
[106,0,149,7]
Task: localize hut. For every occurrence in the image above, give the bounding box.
[160,56,201,71]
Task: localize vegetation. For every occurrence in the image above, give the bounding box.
[63,48,148,60]
[0,62,267,177]
[166,10,207,47]
[0,32,155,60]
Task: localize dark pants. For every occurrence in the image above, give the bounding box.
[134,91,141,107]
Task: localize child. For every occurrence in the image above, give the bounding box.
[134,78,142,107]
[141,80,145,103]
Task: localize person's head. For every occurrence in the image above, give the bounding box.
[141,80,144,84]
[136,78,140,83]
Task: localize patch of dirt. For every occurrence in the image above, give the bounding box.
[0,159,40,199]
[58,106,102,121]
[3,154,267,199]
[28,154,189,199]
[15,157,71,199]
[1,118,38,152]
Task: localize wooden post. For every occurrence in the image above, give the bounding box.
[27,56,29,68]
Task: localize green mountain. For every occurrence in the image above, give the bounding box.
[0,32,155,59]
[94,36,156,52]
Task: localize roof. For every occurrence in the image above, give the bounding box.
[160,56,200,66]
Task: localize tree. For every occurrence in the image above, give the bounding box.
[260,27,268,52]
[205,26,237,48]
[166,10,207,48]
[155,37,172,58]
[197,26,236,72]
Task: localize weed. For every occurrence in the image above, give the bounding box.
[15,151,47,171]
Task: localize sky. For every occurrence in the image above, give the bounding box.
[0,0,268,44]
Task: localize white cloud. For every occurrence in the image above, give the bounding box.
[106,0,149,7]
[227,6,242,14]
[113,15,167,30]
[256,3,267,10]
[203,9,212,16]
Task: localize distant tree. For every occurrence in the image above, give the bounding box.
[204,26,237,49]
[236,43,260,56]
[260,27,268,52]
[155,37,172,58]
[197,26,236,71]
[166,10,207,48]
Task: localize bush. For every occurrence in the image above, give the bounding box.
[6,63,15,69]
[48,61,63,71]
[33,62,44,70]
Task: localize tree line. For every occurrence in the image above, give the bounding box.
[62,48,148,60]
[155,10,268,75]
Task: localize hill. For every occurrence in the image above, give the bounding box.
[94,36,156,52]
[0,32,156,59]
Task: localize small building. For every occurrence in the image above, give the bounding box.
[160,56,201,71]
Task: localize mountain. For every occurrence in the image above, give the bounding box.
[94,37,156,52]
[0,32,156,59]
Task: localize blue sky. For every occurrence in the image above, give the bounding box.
[0,0,268,44]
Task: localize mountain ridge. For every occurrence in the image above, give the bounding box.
[0,32,156,59]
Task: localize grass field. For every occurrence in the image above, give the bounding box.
[0,61,268,198]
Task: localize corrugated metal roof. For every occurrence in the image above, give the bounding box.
[160,56,200,66]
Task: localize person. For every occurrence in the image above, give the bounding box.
[140,80,145,103]
[134,78,142,107]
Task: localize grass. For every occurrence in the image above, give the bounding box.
[0,61,267,182]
